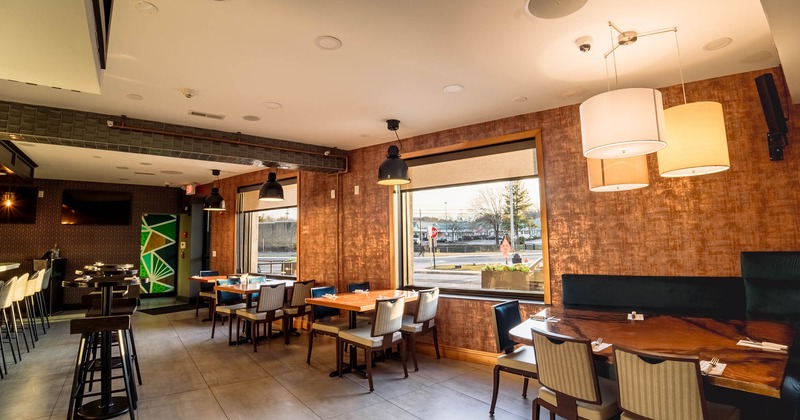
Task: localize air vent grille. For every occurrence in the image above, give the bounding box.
[188,110,226,120]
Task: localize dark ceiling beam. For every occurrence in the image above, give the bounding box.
[0,100,348,174]
[0,139,37,181]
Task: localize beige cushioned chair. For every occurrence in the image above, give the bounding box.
[614,346,740,420]
[531,327,620,420]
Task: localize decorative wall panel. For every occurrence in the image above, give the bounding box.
[139,213,177,294]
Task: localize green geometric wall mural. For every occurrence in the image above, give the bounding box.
[140,214,178,294]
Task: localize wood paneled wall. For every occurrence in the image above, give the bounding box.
[211,67,800,353]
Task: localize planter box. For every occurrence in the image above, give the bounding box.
[481,270,542,292]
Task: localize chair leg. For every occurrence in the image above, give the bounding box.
[399,340,409,378]
[366,348,374,392]
[306,330,314,364]
[22,300,37,345]
[522,377,529,398]
[13,302,30,353]
[337,337,343,378]
[228,315,235,346]
[116,331,137,420]
[409,334,419,372]
[35,293,47,334]
[67,335,89,420]
[195,296,201,317]
[2,309,17,364]
[252,320,258,353]
[490,364,501,415]
[128,329,143,386]
[26,298,38,342]
[211,311,218,338]
[431,326,441,359]
[37,292,50,328]
[284,316,291,345]
[532,399,540,420]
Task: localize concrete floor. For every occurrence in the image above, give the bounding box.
[0,299,540,419]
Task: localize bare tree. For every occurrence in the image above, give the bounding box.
[470,187,505,245]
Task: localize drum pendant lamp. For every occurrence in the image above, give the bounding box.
[258,171,284,201]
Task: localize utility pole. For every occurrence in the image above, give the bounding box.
[509,181,515,248]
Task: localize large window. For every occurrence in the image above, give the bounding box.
[235,178,298,277]
[399,133,547,299]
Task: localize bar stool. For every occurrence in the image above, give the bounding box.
[67,315,136,420]
[86,298,143,390]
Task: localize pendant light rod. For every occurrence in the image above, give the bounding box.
[674,29,688,104]
[603,21,676,59]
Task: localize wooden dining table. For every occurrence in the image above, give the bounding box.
[306,289,419,376]
[509,306,795,398]
[215,279,296,308]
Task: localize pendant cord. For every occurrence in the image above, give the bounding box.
[674,28,687,104]
[609,23,619,89]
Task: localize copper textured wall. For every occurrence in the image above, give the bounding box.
[210,68,800,353]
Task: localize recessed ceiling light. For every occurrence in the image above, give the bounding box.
[703,37,733,51]
[116,166,129,170]
[262,102,283,110]
[512,96,528,103]
[443,84,464,93]
[160,170,183,175]
[243,115,261,122]
[133,172,155,175]
[140,162,153,166]
[126,93,144,100]
[315,35,343,50]
[133,1,158,14]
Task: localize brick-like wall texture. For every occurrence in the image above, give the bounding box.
[0,179,181,303]
[211,67,800,353]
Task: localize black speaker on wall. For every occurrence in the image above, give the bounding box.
[755,73,789,161]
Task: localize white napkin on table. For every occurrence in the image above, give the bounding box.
[591,342,612,352]
[736,340,788,351]
[700,360,726,376]
[353,289,369,294]
[322,293,337,299]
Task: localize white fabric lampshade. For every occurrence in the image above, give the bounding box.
[658,101,730,177]
[580,88,667,159]
[587,155,649,192]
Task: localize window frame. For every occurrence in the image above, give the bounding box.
[395,130,550,303]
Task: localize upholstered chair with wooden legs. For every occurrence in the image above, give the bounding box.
[283,279,315,344]
[337,296,408,392]
[306,286,366,365]
[400,287,441,371]
[235,283,286,352]
[613,346,740,420]
[0,277,21,364]
[531,328,620,420]
[489,300,538,415]
[195,270,219,318]
[210,278,245,345]
[11,273,32,352]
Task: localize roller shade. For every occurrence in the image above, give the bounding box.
[402,140,536,191]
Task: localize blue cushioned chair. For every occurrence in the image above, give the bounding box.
[195,270,219,318]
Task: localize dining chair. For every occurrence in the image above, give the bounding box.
[11,272,33,352]
[25,269,46,337]
[235,283,286,352]
[489,300,538,415]
[337,296,408,392]
[210,278,246,345]
[283,279,315,344]
[0,277,21,364]
[0,280,15,375]
[195,270,219,318]
[35,267,52,329]
[348,282,370,292]
[400,287,440,371]
[347,281,373,323]
[613,346,740,420]
[531,327,620,420]
[306,285,355,365]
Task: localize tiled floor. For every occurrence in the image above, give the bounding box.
[0,299,540,419]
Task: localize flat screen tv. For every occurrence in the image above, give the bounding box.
[61,190,132,225]
[0,187,37,224]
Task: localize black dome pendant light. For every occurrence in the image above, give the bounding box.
[203,169,226,211]
[258,171,284,201]
[377,119,410,186]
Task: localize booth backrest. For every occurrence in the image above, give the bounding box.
[741,251,800,323]
[562,274,746,319]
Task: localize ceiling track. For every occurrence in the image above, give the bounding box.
[107,116,349,174]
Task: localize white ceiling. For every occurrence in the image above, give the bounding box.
[0,0,792,186]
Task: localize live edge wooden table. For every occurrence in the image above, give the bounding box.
[509,307,795,398]
[63,274,141,419]
[306,289,419,377]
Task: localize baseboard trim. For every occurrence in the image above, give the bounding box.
[413,341,497,366]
